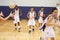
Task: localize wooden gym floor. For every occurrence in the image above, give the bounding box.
[0,20,60,40]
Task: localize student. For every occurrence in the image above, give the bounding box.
[38,7,44,27]
[12,5,22,32]
[44,8,58,40]
[39,8,58,40]
[27,7,36,33]
[0,11,13,21]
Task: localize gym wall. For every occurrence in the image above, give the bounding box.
[0,0,59,19]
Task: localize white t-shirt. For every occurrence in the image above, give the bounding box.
[29,11,35,19]
[39,10,43,17]
[14,9,19,18]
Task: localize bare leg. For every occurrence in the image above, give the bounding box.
[5,13,13,20]
[17,22,20,32]
[29,25,31,33]
[32,25,35,32]
[0,16,5,21]
[51,37,55,40]
[14,23,17,30]
[0,13,13,21]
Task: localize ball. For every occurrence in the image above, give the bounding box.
[9,3,15,9]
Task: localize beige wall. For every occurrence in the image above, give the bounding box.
[0,0,59,7]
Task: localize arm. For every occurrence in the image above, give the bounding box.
[38,11,40,17]
[55,20,60,28]
[12,10,15,15]
[5,13,14,20]
[0,13,13,21]
[19,10,22,16]
[34,11,36,18]
[27,11,29,19]
[46,16,54,26]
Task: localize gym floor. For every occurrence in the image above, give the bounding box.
[0,20,60,40]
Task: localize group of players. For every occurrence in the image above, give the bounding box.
[0,5,60,40]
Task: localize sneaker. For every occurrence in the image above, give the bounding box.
[18,28,20,32]
[29,30,31,33]
[14,28,17,31]
[32,28,34,32]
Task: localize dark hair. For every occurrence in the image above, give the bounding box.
[30,7,34,11]
[31,7,34,9]
[51,7,57,12]
[15,5,19,10]
[15,5,18,7]
[50,7,57,14]
[41,7,44,8]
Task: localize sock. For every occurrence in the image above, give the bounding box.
[32,28,34,31]
[29,29,31,33]
[18,26,20,32]
[29,29,31,31]
[18,26,20,29]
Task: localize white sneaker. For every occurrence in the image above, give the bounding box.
[18,28,21,32]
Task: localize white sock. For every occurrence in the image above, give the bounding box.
[18,26,20,29]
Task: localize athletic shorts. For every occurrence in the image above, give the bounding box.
[42,26,55,38]
[38,17,43,23]
[14,17,20,24]
[28,19,35,26]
